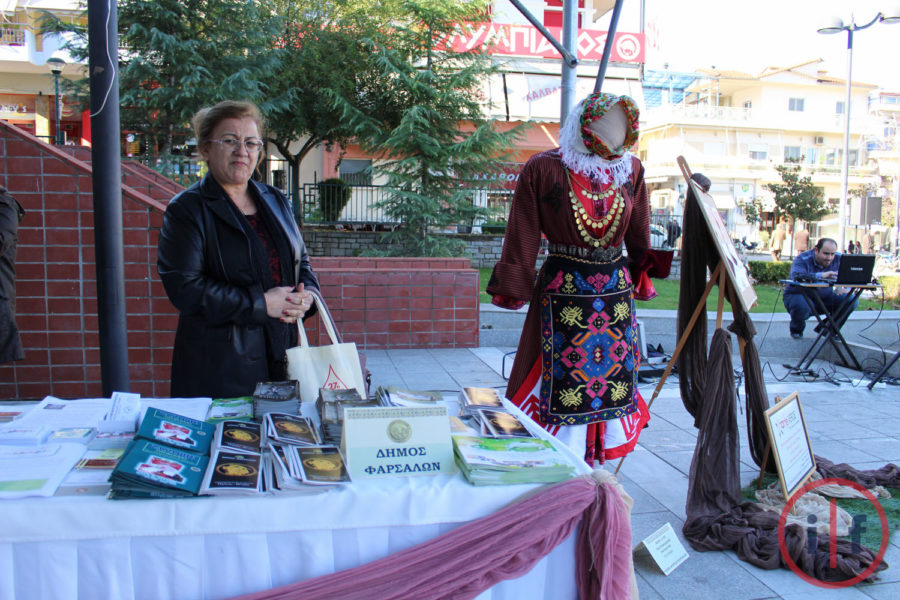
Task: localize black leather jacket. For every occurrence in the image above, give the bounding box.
[157,175,318,398]
[0,186,24,364]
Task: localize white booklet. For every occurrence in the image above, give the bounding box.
[0,444,86,499]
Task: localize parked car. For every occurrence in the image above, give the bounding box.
[650,223,668,248]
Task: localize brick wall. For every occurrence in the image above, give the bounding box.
[306,257,479,349]
[0,123,480,400]
[0,122,177,400]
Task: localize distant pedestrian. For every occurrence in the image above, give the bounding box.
[0,184,24,363]
[770,224,786,260]
[862,230,875,254]
[666,218,681,248]
[794,226,809,253]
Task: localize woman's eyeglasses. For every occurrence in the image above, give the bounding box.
[211,137,264,152]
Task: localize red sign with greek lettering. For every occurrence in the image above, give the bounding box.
[445,22,644,63]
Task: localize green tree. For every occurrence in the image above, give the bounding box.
[116,0,276,155]
[42,0,276,157]
[766,158,827,256]
[261,0,404,216]
[738,196,765,225]
[333,0,522,256]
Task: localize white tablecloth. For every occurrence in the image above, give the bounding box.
[0,434,592,600]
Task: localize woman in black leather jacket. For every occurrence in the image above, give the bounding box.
[157,100,319,398]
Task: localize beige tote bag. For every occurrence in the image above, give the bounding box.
[286,290,367,403]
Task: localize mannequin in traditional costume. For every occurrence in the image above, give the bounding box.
[487,92,667,464]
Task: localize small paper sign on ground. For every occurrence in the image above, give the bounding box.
[635,522,689,575]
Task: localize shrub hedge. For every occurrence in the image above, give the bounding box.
[748,260,791,284]
[881,275,900,307]
[318,178,351,222]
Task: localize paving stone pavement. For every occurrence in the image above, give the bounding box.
[367,345,900,599]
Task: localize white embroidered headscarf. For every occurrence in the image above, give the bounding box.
[558,92,639,187]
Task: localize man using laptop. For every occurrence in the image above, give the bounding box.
[782,238,859,338]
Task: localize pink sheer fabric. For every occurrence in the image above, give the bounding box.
[230,475,633,600]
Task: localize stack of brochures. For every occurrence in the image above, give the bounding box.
[265,413,320,446]
[264,411,351,491]
[48,427,97,445]
[108,408,216,499]
[458,387,505,414]
[451,435,576,486]
[267,443,351,491]
[252,381,300,420]
[0,444,87,499]
[56,448,124,496]
[206,397,254,423]
[472,409,534,439]
[457,387,534,439]
[0,425,50,445]
[316,388,382,446]
[199,420,264,496]
[376,386,443,407]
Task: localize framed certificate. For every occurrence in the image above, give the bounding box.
[763,392,816,499]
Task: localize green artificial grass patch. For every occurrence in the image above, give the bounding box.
[743,474,900,552]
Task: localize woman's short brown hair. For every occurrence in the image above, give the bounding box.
[191,100,265,147]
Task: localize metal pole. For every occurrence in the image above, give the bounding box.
[508,0,577,67]
[53,74,62,145]
[838,28,853,251]
[88,0,130,394]
[560,0,578,127]
[593,0,625,93]
[895,132,900,255]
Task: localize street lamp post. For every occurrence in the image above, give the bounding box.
[817,10,900,251]
[46,57,65,145]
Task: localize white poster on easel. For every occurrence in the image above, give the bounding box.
[678,156,757,313]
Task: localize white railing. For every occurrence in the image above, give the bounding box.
[645,104,752,122]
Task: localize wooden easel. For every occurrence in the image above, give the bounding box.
[614,158,750,474]
[614,261,732,473]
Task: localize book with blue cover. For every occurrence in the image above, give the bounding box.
[109,439,210,497]
[137,407,215,455]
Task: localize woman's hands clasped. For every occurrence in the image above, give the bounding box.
[264,283,313,323]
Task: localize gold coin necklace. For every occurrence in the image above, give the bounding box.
[565,169,624,248]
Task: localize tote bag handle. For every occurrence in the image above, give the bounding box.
[296,289,342,348]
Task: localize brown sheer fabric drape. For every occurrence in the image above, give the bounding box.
[678,184,900,483]
[676,187,770,467]
[682,329,886,581]
[677,184,892,580]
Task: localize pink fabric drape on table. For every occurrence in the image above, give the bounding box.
[229,475,633,600]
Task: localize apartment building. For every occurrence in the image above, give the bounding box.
[0,0,82,144]
[638,60,882,243]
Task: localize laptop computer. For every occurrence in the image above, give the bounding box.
[836,253,876,285]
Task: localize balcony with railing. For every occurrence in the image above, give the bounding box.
[644,104,752,125]
[0,23,26,46]
[644,103,853,134]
